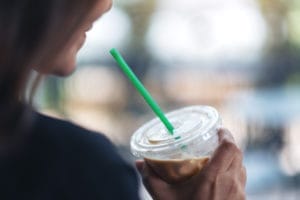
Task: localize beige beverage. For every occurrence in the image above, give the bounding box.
[145,157,210,183]
[131,106,221,184]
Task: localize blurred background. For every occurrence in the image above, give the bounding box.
[34,0,300,199]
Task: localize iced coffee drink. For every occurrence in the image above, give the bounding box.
[131,106,221,184]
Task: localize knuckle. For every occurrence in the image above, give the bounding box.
[228,179,241,196]
[214,172,246,200]
[222,141,243,159]
[241,166,247,175]
[201,171,217,184]
[221,140,239,153]
[236,148,243,160]
[235,186,246,200]
[240,191,247,200]
[241,166,247,185]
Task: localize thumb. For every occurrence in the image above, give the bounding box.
[135,160,144,173]
[218,128,235,144]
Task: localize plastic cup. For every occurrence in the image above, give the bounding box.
[131,105,221,184]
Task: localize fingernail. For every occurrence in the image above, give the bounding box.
[135,160,144,173]
[218,128,235,143]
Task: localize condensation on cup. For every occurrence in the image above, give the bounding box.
[131,106,221,184]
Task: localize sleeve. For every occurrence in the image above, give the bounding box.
[95,160,141,200]
[65,131,141,200]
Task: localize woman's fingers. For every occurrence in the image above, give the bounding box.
[228,150,243,171]
[203,128,244,179]
[240,166,247,187]
[218,128,235,143]
[135,128,247,200]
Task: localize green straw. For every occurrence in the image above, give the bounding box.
[110,48,174,134]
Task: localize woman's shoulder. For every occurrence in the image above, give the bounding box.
[34,111,109,142]
[26,111,140,199]
[32,111,124,165]
[34,111,104,138]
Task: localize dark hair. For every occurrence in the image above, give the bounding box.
[0,0,99,137]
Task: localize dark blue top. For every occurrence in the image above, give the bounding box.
[0,112,140,200]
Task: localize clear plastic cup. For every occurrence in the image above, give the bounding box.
[131,105,221,183]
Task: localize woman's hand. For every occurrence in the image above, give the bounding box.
[136,129,247,200]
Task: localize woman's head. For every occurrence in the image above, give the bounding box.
[0,0,111,102]
[40,0,112,76]
[0,0,111,133]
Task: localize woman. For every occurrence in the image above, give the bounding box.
[0,0,246,199]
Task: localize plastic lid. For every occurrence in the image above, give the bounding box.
[131,106,220,158]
